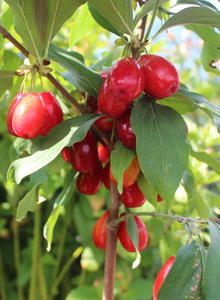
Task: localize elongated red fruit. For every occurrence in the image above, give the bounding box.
[118,215,149,252]
[116,109,136,148]
[121,183,145,208]
[92,210,109,250]
[98,143,110,164]
[153,256,175,300]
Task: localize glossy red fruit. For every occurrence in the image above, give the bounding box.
[102,162,110,190]
[98,81,130,118]
[153,256,175,300]
[107,57,144,102]
[121,183,145,208]
[118,215,149,252]
[76,163,103,195]
[61,147,72,163]
[110,155,140,188]
[70,131,98,173]
[92,210,109,250]
[138,54,180,99]
[95,109,114,132]
[98,144,110,164]
[157,195,164,202]
[116,109,136,148]
[7,92,63,139]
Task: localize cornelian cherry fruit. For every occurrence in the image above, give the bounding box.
[95,109,114,132]
[121,183,145,208]
[98,144,110,164]
[76,163,103,195]
[138,54,180,99]
[110,155,140,188]
[153,256,175,300]
[157,195,164,202]
[7,92,63,139]
[62,131,99,173]
[107,57,144,102]
[92,210,109,250]
[98,81,130,118]
[116,109,136,148]
[118,215,149,252]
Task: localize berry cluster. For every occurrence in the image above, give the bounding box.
[6,54,180,254]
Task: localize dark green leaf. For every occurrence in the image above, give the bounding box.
[131,98,189,200]
[4,0,86,58]
[182,170,196,200]
[126,216,141,269]
[154,7,220,39]
[110,141,135,194]
[66,286,99,300]
[176,0,219,11]
[190,148,220,174]
[8,114,99,184]
[158,241,203,299]
[16,186,39,221]
[49,44,102,97]
[88,0,134,35]
[135,0,169,24]
[88,3,122,36]
[186,25,220,74]
[137,174,157,207]
[43,170,75,251]
[203,222,220,300]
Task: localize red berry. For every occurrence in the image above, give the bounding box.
[7,92,63,139]
[92,210,109,250]
[157,194,164,202]
[69,131,99,173]
[118,215,149,252]
[110,155,140,188]
[76,163,103,195]
[138,55,180,99]
[98,81,130,119]
[153,256,175,300]
[102,162,110,190]
[107,57,144,102]
[61,147,72,163]
[121,183,145,208]
[98,144,110,164]
[116,109,136,148]
[95,109,114,132]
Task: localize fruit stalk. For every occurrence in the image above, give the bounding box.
[103,183,120,300]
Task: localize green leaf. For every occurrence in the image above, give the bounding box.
[69,4,95,46]
[88,0,134,35]
[126,216,141,269]
[110,141,135,194]
[43,170,75,251]
[203,222,220,300]
[4,0,86,58]
[88,3,122,36]
[154,7,220,39]
[182,170,196,201]
[137,174,157,207]
[131,98,189,200]
[176,0,219,11]
[49,44,102,97]
[158,241,203,299]
[190,148,220,174]
[81,246,104,271]
[8,114,99,184]
[16,186,39,221]
[186,25,220,74]
[134,0,169,24]
[66,286,99,300]
[0,70,16,78]
[160,90,197,114]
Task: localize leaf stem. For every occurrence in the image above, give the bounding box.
[114,211,208,225]
[144,0,160,41]
[103,183,120,300]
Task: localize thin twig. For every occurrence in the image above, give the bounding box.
[103,183,121,300]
